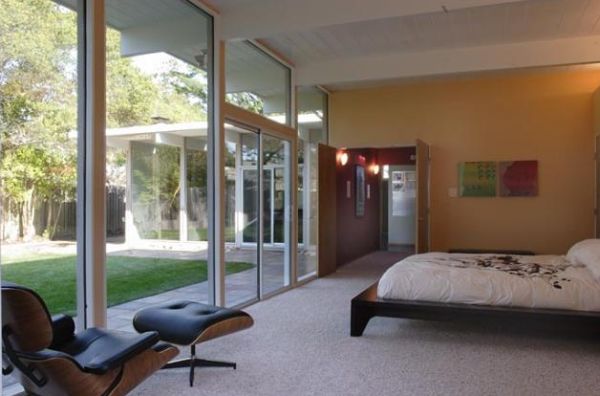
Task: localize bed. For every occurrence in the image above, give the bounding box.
[350,240,600,336]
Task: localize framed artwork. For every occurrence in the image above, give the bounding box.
[499,160,538,197]
[458,161,497,197]
[355,165,365,217]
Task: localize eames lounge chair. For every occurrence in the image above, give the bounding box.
[1,282,179,396]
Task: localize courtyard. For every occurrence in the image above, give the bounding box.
[1,239,314,331]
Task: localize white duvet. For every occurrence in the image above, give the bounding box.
[377,252,600,311]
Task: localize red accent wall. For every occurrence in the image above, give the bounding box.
[377,147,416,166]
[335,147,416,267]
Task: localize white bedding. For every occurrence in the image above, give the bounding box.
[377,252,600,311]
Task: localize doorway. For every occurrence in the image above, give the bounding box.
[225,122,292,307]
[384,165,417,253]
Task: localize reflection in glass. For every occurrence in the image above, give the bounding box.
[131,142,180,240]
[225,41,291,125]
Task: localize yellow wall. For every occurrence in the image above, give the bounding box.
[330,68,600,254]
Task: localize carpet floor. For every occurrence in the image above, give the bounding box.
[133,251,600,396]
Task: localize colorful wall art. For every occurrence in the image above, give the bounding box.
[458,161,497,197]
[499,160,538,197]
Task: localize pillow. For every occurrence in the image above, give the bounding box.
[566,239,600,279]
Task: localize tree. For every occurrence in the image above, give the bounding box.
[0,0,215,241]
[0,0,78,238]
[168,64,264,115]
[225,92,264,115]
[0,1,203,241]
[106,29,157,128]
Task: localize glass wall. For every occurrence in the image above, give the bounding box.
[225,41,292,125]
[297,86,328,279]
[104,0,214,331]
[0,0,80,392]
[224,124,260,307]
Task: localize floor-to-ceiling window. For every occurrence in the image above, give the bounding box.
[224,41,294,305]
[1,0,81,392]
[297,86,328,279]
[103,0,216,331]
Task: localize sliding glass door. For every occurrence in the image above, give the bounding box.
[261,134,291,296]
[224,121,292,306]
[225,124,260,306]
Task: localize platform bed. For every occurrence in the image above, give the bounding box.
[350,282,600,337]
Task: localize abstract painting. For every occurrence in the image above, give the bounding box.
[499,160,538,197]
[355,165,365,217]
[458,161,497,197]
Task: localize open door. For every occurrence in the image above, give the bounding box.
[415,139,430,253]
[596,135,600,238]
[318,144,337,276]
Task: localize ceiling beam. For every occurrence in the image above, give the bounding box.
[221,0,524,40]
[296,35,600,86]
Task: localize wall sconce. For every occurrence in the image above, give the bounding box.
[338,151,349,166]
[372,164,380,175]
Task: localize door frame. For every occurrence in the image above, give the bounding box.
[596,135,600,238]
[415,139,431,253]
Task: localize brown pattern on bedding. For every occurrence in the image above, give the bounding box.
[412,255,573,289]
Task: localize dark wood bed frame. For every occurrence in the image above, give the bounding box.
[351,282,600,336]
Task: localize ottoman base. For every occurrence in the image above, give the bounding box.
[163,345,236,387]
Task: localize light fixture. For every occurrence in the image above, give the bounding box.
[372,164,380,175]
[338,151,349,166]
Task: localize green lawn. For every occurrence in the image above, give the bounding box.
[141,227,236,242]
[2,255,253,316]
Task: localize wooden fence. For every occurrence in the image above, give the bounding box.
[2,186,125,241]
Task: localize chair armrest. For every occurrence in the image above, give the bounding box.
[50,314,75,348]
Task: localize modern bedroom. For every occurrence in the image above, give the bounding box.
[4,1,600,396]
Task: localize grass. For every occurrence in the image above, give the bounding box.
[141,227,236,242]
[1,255,253,316]
[139,223,293,244]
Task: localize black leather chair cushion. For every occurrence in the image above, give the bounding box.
[54,328,160,374]
[133,301,251,345]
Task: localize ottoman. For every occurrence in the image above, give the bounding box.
[133,300,254,387]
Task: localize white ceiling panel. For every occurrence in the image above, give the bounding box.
[260,0,600,67]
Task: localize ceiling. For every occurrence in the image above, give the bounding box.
[210,0,600,88]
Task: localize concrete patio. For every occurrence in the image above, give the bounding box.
[103,241,316,332]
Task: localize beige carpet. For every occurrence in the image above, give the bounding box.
[133,251,600,396]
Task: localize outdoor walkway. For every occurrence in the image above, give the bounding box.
[107,247,316,332]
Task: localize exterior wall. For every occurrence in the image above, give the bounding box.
[330,68,600,254]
